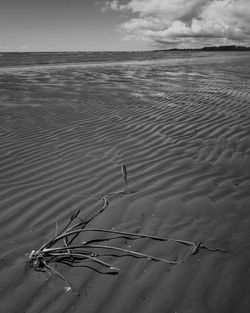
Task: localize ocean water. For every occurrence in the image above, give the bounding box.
[1,51,176,67]
[0,50,250,68]
[0,51,249,110]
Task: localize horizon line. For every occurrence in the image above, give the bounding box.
[1,45,250,54]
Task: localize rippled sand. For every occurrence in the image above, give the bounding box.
[0,52,250,313]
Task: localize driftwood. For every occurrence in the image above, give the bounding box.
[28,164,228,294]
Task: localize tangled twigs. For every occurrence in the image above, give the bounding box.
[28,164,228,294]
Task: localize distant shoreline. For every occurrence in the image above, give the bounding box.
[0,46,249,68]
[0,45,250,54]
[165,45,250,52]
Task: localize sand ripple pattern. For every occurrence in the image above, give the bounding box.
[0,53,250,313]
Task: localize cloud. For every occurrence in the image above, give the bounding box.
[105,0,250,48]
[102,0,124,11]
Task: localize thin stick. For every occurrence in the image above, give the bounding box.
[83,244,179,265]
[83,197,109,228]
[43,261,79,295]
[57,209,81,237]
[39,210,82,251]
[52,228,194,247]
[83,235,138,245]
[44,247,93,253]
[200,245,229,253]
[121,164,128,191]
[58,261,119,275]
[47,252,119,270]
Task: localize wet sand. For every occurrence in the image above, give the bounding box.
[0,52,250,313]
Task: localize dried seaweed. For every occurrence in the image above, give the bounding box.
[28,164,228,294]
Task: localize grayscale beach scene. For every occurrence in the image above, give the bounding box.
[0,1,250,313]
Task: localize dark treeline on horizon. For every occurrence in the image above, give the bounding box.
[1,45,250,55]
[167,45,250,52]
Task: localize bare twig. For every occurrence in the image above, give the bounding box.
[83,244,179,265]
[121,164,128,191]
[28,164,228,294]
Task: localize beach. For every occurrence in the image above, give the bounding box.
[0,51,250,313]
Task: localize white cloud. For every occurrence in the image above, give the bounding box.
[106,0,250,48]
[102,0,124,12]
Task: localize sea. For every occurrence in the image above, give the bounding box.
[0,50,250,69]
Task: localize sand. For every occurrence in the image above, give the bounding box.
[0,52,250,313]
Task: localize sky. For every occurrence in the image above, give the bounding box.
[0,0,249,51]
